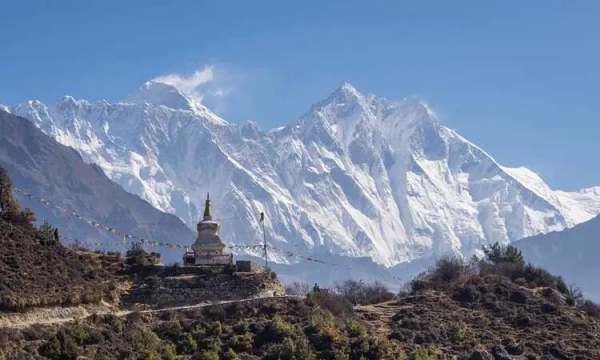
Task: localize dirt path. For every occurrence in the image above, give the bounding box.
[0,295,297,329]
[354,300,405,337]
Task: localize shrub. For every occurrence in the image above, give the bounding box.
[129,327,162,356]
[307,289,353,318]
[578,300,600,318]
[206,321,223,337]
[138,349,161,360]
[232,320,250,335]
[566,285,584,306]
[222,348,240,360]
[38,330,80,360]
[482,243,524,265]
[425,256,470,290]
[334,280,394,305]
[255,316,296,347]
[410,279,428,293]
[198,350,220,360]
[449,322,476,344]
[201,338,223,354]
[105,315,124,333]
[125,243,159,267]
[556,277,570,296]
[349,334,402,360]
[263,336,315,360]
[228,333,253,353]
[176,333,197,354]
[454,285,481,303]
[160,342,177,360]
[305,310,346,359]
[39,221,59,246]
[159,320,183,340]
[408,346,441,360]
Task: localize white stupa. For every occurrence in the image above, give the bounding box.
[183,193,233,266]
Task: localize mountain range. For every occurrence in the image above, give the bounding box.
[3,81,600,284]
[0,109,194,262]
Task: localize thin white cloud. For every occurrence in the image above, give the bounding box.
[152,65,229,104]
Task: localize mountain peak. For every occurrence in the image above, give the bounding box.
[122,80,195,111]
[307,82,366,114]
[331,82,362,99]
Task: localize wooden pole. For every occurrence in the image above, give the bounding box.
[260,212,268,269]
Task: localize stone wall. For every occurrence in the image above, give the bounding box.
[122,268,284,309]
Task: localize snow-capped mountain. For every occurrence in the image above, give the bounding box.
[8,81,600,271]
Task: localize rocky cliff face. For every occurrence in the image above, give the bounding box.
[7,82,600,279]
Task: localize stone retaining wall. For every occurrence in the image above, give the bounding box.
[123,270,283,309]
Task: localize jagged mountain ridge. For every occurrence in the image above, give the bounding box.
[7,82,600,268]
[0,109,195,261]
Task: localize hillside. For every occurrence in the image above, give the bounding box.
[0,167,124,311]
[9,83,600,284]
[515,215,600,301]
[0,109,194,262]
[378,256,600,358]
[2,243,599,359]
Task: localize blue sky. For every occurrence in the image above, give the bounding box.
[1,1,598,190]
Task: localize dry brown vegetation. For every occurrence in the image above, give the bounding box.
[0,167,124,311]
[378,245,600,358]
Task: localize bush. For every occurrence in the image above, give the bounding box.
[125,243,159,267]
[408,346,441,360]
[255,316,296,347]
[222,348,240,360]
[566,285,584,306]
[307,289,353,318]
[449,322,476,344]
[39,221,59,246]
[232,320,250,335]
[479,254,568,294]
[228,333,253,353]
[160,342,177,360]
[483,243,524,265]
[176,333,197,354]
[422,256,470,290]
[198,351,219,360]
[263,337,315,360]
[410,279,428,292]
[158,320,183,340]
[454,285,481,303]
[38,330,80,360]
[206,321,223,337]
[334,280,394,305]
[305,310,346,359]
[556,277,570,296]
[579,300,600,318]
